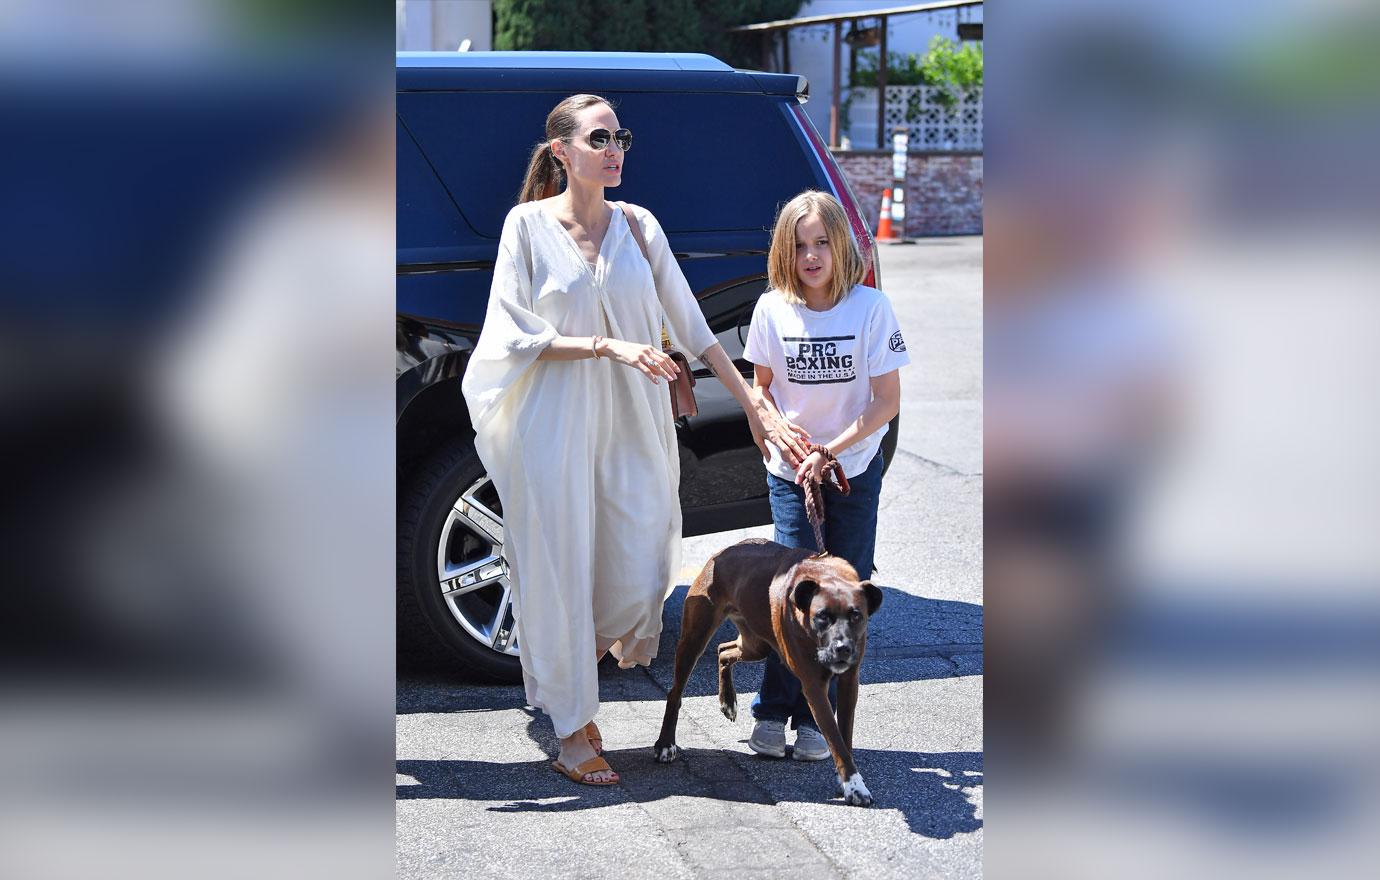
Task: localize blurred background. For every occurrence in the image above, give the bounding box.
[0,2,393,878]
[984,1,1380,877]
[3,0,1378,877]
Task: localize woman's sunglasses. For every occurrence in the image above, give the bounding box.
[585,128,633,151]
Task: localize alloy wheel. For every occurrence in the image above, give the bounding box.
[435,476,517,656]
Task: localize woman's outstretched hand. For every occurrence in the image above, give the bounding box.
[746,409,771,463]
[753,399,812,468]
[601,338,681,384]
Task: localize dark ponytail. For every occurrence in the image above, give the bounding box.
[517,141,564,204]
[516,93,613,204]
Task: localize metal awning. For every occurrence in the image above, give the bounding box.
[729,0,983,149]
[729,0,982,33]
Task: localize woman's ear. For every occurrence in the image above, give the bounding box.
[549,140,565,169]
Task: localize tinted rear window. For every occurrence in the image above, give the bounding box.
[399,90,819,237]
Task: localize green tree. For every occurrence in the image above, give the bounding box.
[490,0,804,68]
[700,0,803,68]
[919,35,983,92]
[494,0,594,51]
[852,36,983,112]
[645,0,703,53]
[588,0,651,52]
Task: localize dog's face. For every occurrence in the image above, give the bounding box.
[790,574,883,674]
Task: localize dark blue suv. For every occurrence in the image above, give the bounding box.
[396,51,890,680]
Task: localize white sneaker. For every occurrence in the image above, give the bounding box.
[792,725,831,761]
[749,719,786,758]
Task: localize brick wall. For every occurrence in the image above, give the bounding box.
[833,151,983,237]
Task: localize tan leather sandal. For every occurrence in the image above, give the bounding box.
[550,755,619,786]
[583,721,604,755]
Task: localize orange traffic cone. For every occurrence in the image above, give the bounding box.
[876,188,896,241]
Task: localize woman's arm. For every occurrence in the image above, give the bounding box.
[695,352,811,467]
[794,369,901,484]
[752,363,814,467]
[626,205,808,455]
[536,334,680,383]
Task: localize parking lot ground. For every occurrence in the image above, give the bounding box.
[397,236,982,880]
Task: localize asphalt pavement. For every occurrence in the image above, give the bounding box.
[397,236,983,880]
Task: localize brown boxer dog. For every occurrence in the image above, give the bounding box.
[653,539,883,806]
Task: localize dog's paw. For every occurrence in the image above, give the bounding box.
[653,743,681,763]
[838,773,874,807]
[719,696,737,722]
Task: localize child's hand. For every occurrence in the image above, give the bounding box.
[794,450,829,486]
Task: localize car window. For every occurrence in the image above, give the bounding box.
[399,90,820,238]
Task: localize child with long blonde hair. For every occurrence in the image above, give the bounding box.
[742,190,910,760]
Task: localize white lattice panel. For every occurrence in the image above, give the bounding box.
[886,85,983,150]
[847,86,983,151]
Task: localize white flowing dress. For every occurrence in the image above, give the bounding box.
[461,200,718,738]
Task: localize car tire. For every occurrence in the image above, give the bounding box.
[398,437,523,683]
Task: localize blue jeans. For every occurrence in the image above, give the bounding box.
[751,450,883,731]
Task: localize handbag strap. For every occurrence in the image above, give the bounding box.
[617,201,651,265]
[618,201,674,352]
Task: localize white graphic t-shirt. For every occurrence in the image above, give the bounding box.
[743,284,911,481]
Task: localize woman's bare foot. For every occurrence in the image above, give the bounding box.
[556,729,617,783]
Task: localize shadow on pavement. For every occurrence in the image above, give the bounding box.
[643,584,982,699]
[397,746,981,839]
[397,586,982,714]
[397,587,983,839]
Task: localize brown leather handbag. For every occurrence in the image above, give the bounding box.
[619,202,698,420]
[664,346,697,420]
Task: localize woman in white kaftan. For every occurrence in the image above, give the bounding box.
[465,199,713,724]
[460,95,809,785]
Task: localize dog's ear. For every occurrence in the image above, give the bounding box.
[859,581,883,616]
[790,579,820,615]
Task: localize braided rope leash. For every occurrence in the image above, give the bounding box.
[802,444,851,557]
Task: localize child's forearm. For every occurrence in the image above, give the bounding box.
[822,393,901,456]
